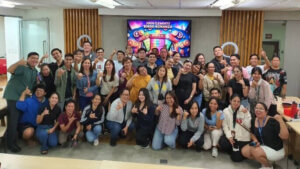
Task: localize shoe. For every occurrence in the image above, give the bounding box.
[141,144,150,149]
[8,145,21,153]
[41,150,48,155]
[93,139,99,146]
[212,147,218,157]
[14,144,22,151]
[110,139,116,147]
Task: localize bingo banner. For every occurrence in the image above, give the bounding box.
[127,20,192,58]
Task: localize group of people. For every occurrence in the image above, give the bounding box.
[3,41,289,169]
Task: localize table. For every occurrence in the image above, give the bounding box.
[287,122,300,135]
[99,160,204,169]
[276,96,300,121]
[0,153,102,169]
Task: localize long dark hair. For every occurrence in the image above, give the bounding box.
[188,101,200,118]
[205,97,220,120]
[79,58,93,76]
[134,88,153,110]
[230,94,241,128]
[233,66,243,79]
[165,91,180,118]
[90,94,104,118]
[193,53,205,65]
[103,59,115,82]
[154,66,168,82]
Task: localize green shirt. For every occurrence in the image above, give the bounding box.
[4,65,38,101]
[54,66,77,102]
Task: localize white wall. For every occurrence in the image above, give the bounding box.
[0,7,25,17]
[0,16,5,58]
[284,21,300,97]
[101,15,220,61]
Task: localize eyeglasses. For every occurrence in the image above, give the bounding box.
[255,108,265,111]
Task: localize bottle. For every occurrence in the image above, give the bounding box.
[291,101,297,118]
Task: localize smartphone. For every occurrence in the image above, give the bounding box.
[249,141,257,146]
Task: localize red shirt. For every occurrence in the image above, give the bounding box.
[58,112,81,133]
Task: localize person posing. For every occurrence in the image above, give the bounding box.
[248,67,275,114]
[37,64,56,98]
[152,91,183,150]
[146,53,157,77]
[16,84,48,145]
[179,101,205,152]
[263,55,287,99]
[132,88,156,148]
[173,60,197,111]
[228,66,250,108]
[125,45,137,61]
[106,89,134,146]
[191,63,204,108]
[156,48,168,67]
[4,52,39,152]
[133,48,148,69]
[73,49,83,73]
[36,92,61,154]
[98,59,119,112]
[58,100,81,147]
[40,48,64,76]
[219,94,251,162]
[118,57,136,93]
[82,41,96,61]
[54,54,77,111]
[77,58,101,111]
[225,54,250,83]
[193,53,206,74]
[245,51,271,79]
[210,46,230,75]
[80,94,105,146]
[202,97,224,157]
[126,65,151,103]
[109,50,125,74]
[165,57,178,81]
[241,102,289,169]
[93,48,107,73]
[203,62,225,102]
[147,66,172,105]
[172,52,183,71]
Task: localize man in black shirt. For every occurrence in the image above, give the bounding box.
[39,48,64,76]
[263,55,287,98]
[210,46,230,76]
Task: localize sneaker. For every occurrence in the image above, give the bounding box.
[110,139,117,147]
[93,139,99,146]
[212,147,218,157]
[141,144,150,149]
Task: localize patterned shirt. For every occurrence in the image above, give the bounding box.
[157,104,183,135]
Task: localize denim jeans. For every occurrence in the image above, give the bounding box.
[79,96,92,111]
[241,98,249,109]
[106,121,135,143]
[193,93,203,108]
[152,126,178,150]
[85,125,102,143]
[36,125,58,151]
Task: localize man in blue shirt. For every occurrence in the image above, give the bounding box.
[16,84,48,145]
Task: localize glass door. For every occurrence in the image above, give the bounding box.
[20,19,50,60]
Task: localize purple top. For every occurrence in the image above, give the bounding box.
[157,104,183,135]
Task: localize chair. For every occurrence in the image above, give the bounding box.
[0,109,7,153]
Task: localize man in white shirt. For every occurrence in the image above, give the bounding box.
[93,48,107,73]
[125,45,137,61]
[109,49,125,74]
[245,51,271,76]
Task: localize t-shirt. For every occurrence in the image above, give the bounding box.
[210,57,230,74]
[48,61,64,77]
[114,60,123,74]
[146,64,157,77]
[38,105,61,126]
[246,65,265,76]
[175,73,197,99]
[58,112,81,133]
[100,74,119,95]
[202,108,225,126]
[228,78,250,99]
[133,59,148,69]
[65,70,72,98]
[252,118,283,151]
[83,51,97,61]
[263,68,287,96]
[94,58,107,73]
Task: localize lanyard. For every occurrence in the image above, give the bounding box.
[257,116,266,145]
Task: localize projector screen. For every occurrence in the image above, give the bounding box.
[127,20,191,58]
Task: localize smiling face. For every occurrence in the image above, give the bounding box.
[51,50,62,61]
[252,71,261,82]
[138,91,146,103]
[158,67,166,79]
[255,103,267,119]
[92,95,101,107]
[105,60,114,72]
[183,62,192,72]
[83,42,92,53]
[166,93,175,106]
[49,93,59,106]
[138,66,147,76]
[250,55,259,66]
[190,102,199,118]
[96,49,104,59]
[209,99,218,112]
[207,63,215,74]
[230,56,240,67]
[214,47,223,58]
[198,55,205,65]
[173,53,181,63]
[27,54,39,68]
[82,59,91,71]
[65,102,75,116]
[165,58,174,69]
[35,88,46,99]
[148,54,157,64]
[230,96,241,110]
[120,90,130,103]
[41,65,50,77]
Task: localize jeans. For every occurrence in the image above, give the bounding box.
[106,121,135,143]
[6,100,21,148]
[193,93,203,108]
[152,126,178,150]
[79,96,92,111]
[36,125,58,151]
[85,125,102,143]
[241,98,249,109]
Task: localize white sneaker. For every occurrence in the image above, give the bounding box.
[212,147,218,157]
[93,139,99,146]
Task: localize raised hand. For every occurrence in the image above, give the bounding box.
[131,105,138,114]
[77,73,83,80]
[57,68,66,78]
[116,101,123,111]
[183,111,189,119]
[142,106,148,115]
[42,107,49,116]
[23,86,32,96]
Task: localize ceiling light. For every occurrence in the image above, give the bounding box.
[0,0,22,8]
[93,0,120,9]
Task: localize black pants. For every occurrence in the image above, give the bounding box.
[136,127,153,147]
[178,130,204,151]
[6,100,21,147]
[219,135,250,162]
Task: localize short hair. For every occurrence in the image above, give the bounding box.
[96,48,104,52]
[33,83,46,93]
[160,48,168,52]
[64,99,76,107]
[138,48,146,53]
[51,48,62,55]
[210,87,221,94]
[272,55,280,60]
[73,49,83,55]
[137,65,146,74]
[82,40,92,46]
[213,46,222,51]
[27,52,39,58]
[117,50,125,55]
[65,53,74,59]
[183,59,192,64]
[230,54,240,60]
[122,57,133,65]
[148,52,156,58]
[249,54,259,60]
[251,66,263,75]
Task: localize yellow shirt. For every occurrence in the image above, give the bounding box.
[130,75,151,103]
[207,74,214,81]
[167,68,174,80]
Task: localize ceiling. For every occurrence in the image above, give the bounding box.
[6,0,300,11]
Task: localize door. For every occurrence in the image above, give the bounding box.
[20,19,50,60]
[262,41,279,60]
